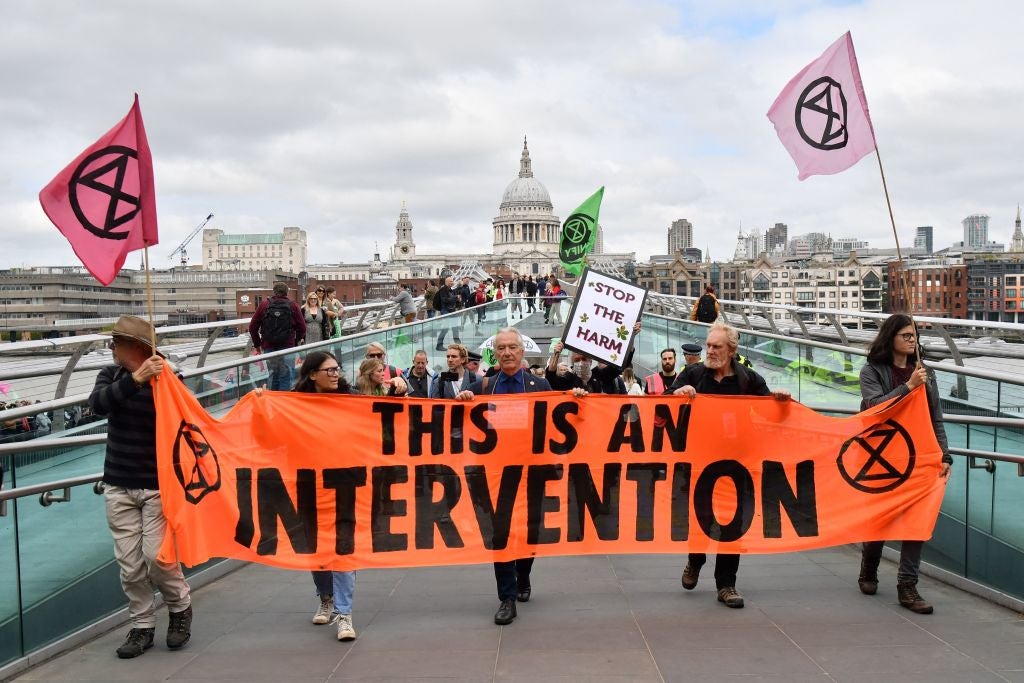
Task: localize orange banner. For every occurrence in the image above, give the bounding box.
[154,368,946,570]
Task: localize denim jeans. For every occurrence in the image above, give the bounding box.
[311,570,356,614]
[266,355,294,391]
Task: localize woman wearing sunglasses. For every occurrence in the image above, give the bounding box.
[857,313,952,614]
[292,351,359,641]
[300,292,331,346]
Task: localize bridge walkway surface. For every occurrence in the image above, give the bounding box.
[11,547,1024,682]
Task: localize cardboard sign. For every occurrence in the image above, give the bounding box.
[561,268,648,367]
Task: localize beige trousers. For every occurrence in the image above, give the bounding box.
[104,486,191,628]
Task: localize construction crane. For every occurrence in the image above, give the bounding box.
[168,213,215,267]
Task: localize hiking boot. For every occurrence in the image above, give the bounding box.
[313,595,334,625]
[858,560,878,595]
[717,586,745,608]
[116,627,154,659]
[333,613,357,641]
[681,562,700,590]
[166,606,192,649]
[494,598,517,625]
[897,582,933,614]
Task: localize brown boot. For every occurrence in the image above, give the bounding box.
[858,559,878,595]
[897,581,933,614]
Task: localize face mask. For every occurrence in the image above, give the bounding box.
[572,360,592,382]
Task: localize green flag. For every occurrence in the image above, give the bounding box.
[558,186,604,276]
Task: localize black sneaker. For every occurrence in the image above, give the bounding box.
[116,628,155,659]
[166,606,193,649]
[494,598,517,625]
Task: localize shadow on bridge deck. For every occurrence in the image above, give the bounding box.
[11,546,1024,682]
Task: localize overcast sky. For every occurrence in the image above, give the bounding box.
[2,0,1022,271]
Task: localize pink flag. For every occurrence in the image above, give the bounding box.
[39,95,158,285]
[766,32,876,180]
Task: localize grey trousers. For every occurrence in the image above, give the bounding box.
[105,486,191,628]
[862,540,923,584]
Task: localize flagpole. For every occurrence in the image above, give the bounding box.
[873,146,920,355]
[142,244,158,352]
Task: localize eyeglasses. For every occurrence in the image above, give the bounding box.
[366,352,385,358]
[898,333,917,342]
[315,367,341,376]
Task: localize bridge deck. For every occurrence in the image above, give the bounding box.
[12,546,1024,682]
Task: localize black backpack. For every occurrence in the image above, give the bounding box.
[432,287,444,311]
[695,294,717,323]
[260,298,294,348]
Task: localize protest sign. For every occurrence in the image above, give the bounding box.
[561,268,647,367]
[154,368,946,571]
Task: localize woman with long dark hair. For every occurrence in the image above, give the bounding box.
[857,313,952,614]
[292,351,358,641]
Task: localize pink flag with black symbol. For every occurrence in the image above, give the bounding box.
[766,32,876,180]
[39,94,159,285]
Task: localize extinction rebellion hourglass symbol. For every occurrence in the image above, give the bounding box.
[794,77,849,151]
[173,421,222,504]
[68,145,142,240]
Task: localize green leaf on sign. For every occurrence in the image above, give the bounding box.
[579,313,589,323]
[615,325,628,340]
[610,352,618,361]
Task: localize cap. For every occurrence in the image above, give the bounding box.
[466,351,483,363]
[682,343,702,355]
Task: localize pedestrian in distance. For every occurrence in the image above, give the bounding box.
[300,291,331,345]
[249,282,306,390]
[691,285,720,324]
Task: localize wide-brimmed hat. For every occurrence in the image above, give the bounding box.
[110,315,159,350]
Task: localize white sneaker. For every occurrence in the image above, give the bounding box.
[333,613,356,641]
[312,596,333,625]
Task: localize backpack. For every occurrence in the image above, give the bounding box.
[695,294,717,323]
[474,289,486,305]
[432,288,444,311]
[260,298,294,348]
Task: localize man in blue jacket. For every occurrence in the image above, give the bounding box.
[456,327,586,626]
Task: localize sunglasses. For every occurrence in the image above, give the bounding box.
[366,352,385,358]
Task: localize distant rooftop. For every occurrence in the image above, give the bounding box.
[217,234,284,245]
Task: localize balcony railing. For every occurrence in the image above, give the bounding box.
[2,297,1023,676]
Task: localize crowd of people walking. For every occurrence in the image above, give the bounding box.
[69,272,954,660]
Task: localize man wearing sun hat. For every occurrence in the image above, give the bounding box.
[89,315,193,659]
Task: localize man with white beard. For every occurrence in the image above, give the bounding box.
[665,322,791,610]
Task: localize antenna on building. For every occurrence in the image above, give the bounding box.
[168,213,214,267]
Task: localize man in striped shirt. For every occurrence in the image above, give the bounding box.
[89,315,193,659]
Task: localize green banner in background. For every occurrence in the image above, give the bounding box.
[558,186,604,276]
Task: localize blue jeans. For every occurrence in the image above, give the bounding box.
[266,355,294,391]
[311,570,356,614]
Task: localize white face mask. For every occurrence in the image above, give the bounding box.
[572,360,592,382]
